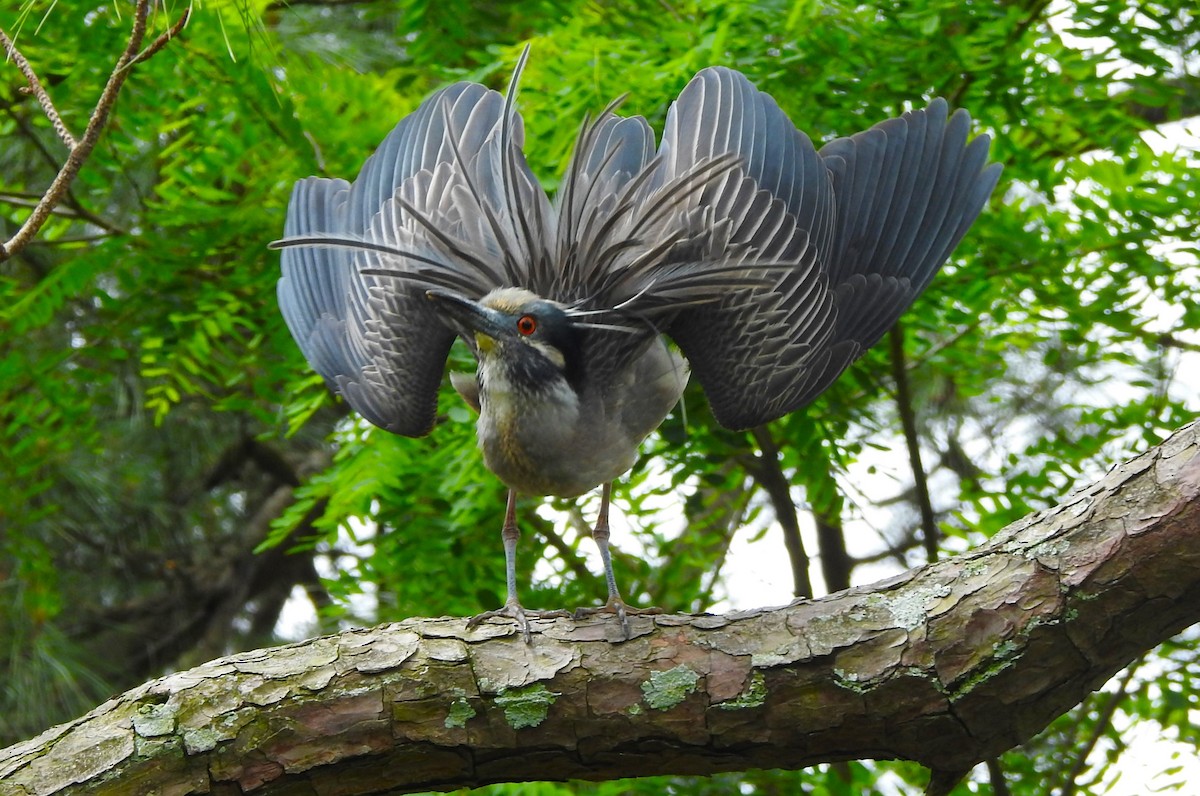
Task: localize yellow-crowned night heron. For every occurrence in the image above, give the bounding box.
[272,49,1001,641]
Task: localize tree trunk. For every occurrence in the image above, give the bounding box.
[3,421,1198,795]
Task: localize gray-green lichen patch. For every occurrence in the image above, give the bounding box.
[750,634,811,667]
[794,613,851,658]
[641,664,700,711]
[178,704,259,755]
[717,671,766,710]
[494,684,559,729]
[832,668,869,694]
[879,581,952,630]
[444,696,477,729]
[948,639,1020,698]
[181,726,221,755]
[132,701,177,737]
[133,731,184,760]
[961,558,991,579]
[1026,536,1071,561]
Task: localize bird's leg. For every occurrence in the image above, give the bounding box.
[500,487,522,606]
[594,483,622,602]
[467,489,568,643]
[575,482,661,638]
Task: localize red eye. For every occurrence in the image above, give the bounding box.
[516,314,537,336]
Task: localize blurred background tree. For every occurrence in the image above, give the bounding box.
[2,0,1197,792]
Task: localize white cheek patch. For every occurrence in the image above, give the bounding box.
[528,339,566,370]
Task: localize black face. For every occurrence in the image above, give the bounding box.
[502,299,586,392]
[425,289,586,392]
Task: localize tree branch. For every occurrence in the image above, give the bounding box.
[986,758,1012,796]
[748,425,813,598]
[812,445,852,592]
[1055,659,1142,796]
[0,29,76,148]
[3,421,1198,793]
[0,1,190,261]
[0,99,128,236]
[889,324,940,562]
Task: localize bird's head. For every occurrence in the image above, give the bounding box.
[426,287,584,394]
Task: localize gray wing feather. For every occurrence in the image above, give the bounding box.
[818,100,1003,349]
[279,62,999,437]
[656,75,1000,428]
[652,67,840,429]
[278,82,528,436]
[578,115,655,180]
[277,177,364,384]
[554,112,656,302]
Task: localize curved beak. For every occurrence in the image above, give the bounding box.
[425,290,508,352]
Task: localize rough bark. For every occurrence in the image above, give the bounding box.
[2,421,1198,795]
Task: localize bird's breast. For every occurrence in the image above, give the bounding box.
[473,365,638,498]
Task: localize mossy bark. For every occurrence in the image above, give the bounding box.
[2,422,1198,795]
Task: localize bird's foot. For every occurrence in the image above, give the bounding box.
[467,602,571,644]
[574,597,662,639]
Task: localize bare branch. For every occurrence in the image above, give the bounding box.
[748,425,814,598]
[985,759,1012,796]
[0,28,76,148]
[1056,659,1143,796]
[128,6,192,69]
[0,1,189,261]
[889,323,940,562]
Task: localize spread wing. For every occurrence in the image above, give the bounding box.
[610,69,1002,429]
[547,71,830,401]
[817,98,1002,353]
[276,57,1000,438]
[649,68,840,428]
[276,66,552,436]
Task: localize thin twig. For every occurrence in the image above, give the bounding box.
[128,6,192,69]
[986,758,1012,796]
[0,28,77,148]
[0,189,126,234]
[1057,660,1143,796]
[747,426,813,599]
[948,0,1051,106]
[528,511,596,586]
[303,129,328,173]
[889,323,940,563]
[0,0,188,261]
[0,96,128,235]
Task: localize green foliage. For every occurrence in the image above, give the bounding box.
[2,0,1198,793]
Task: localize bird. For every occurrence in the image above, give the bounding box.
[271,47,1002,642]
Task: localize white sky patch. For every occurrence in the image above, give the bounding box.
[274,516,378,640]
[719,514,811,611]
[1097,718,1200,794]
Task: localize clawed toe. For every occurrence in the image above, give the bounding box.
[468,602,571,643]
[574,598,662,639]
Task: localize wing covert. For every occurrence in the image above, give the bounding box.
[658,81,1000,428]
[277,81,532,436]
[651,68,840,429]
[815,100,1002,353]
